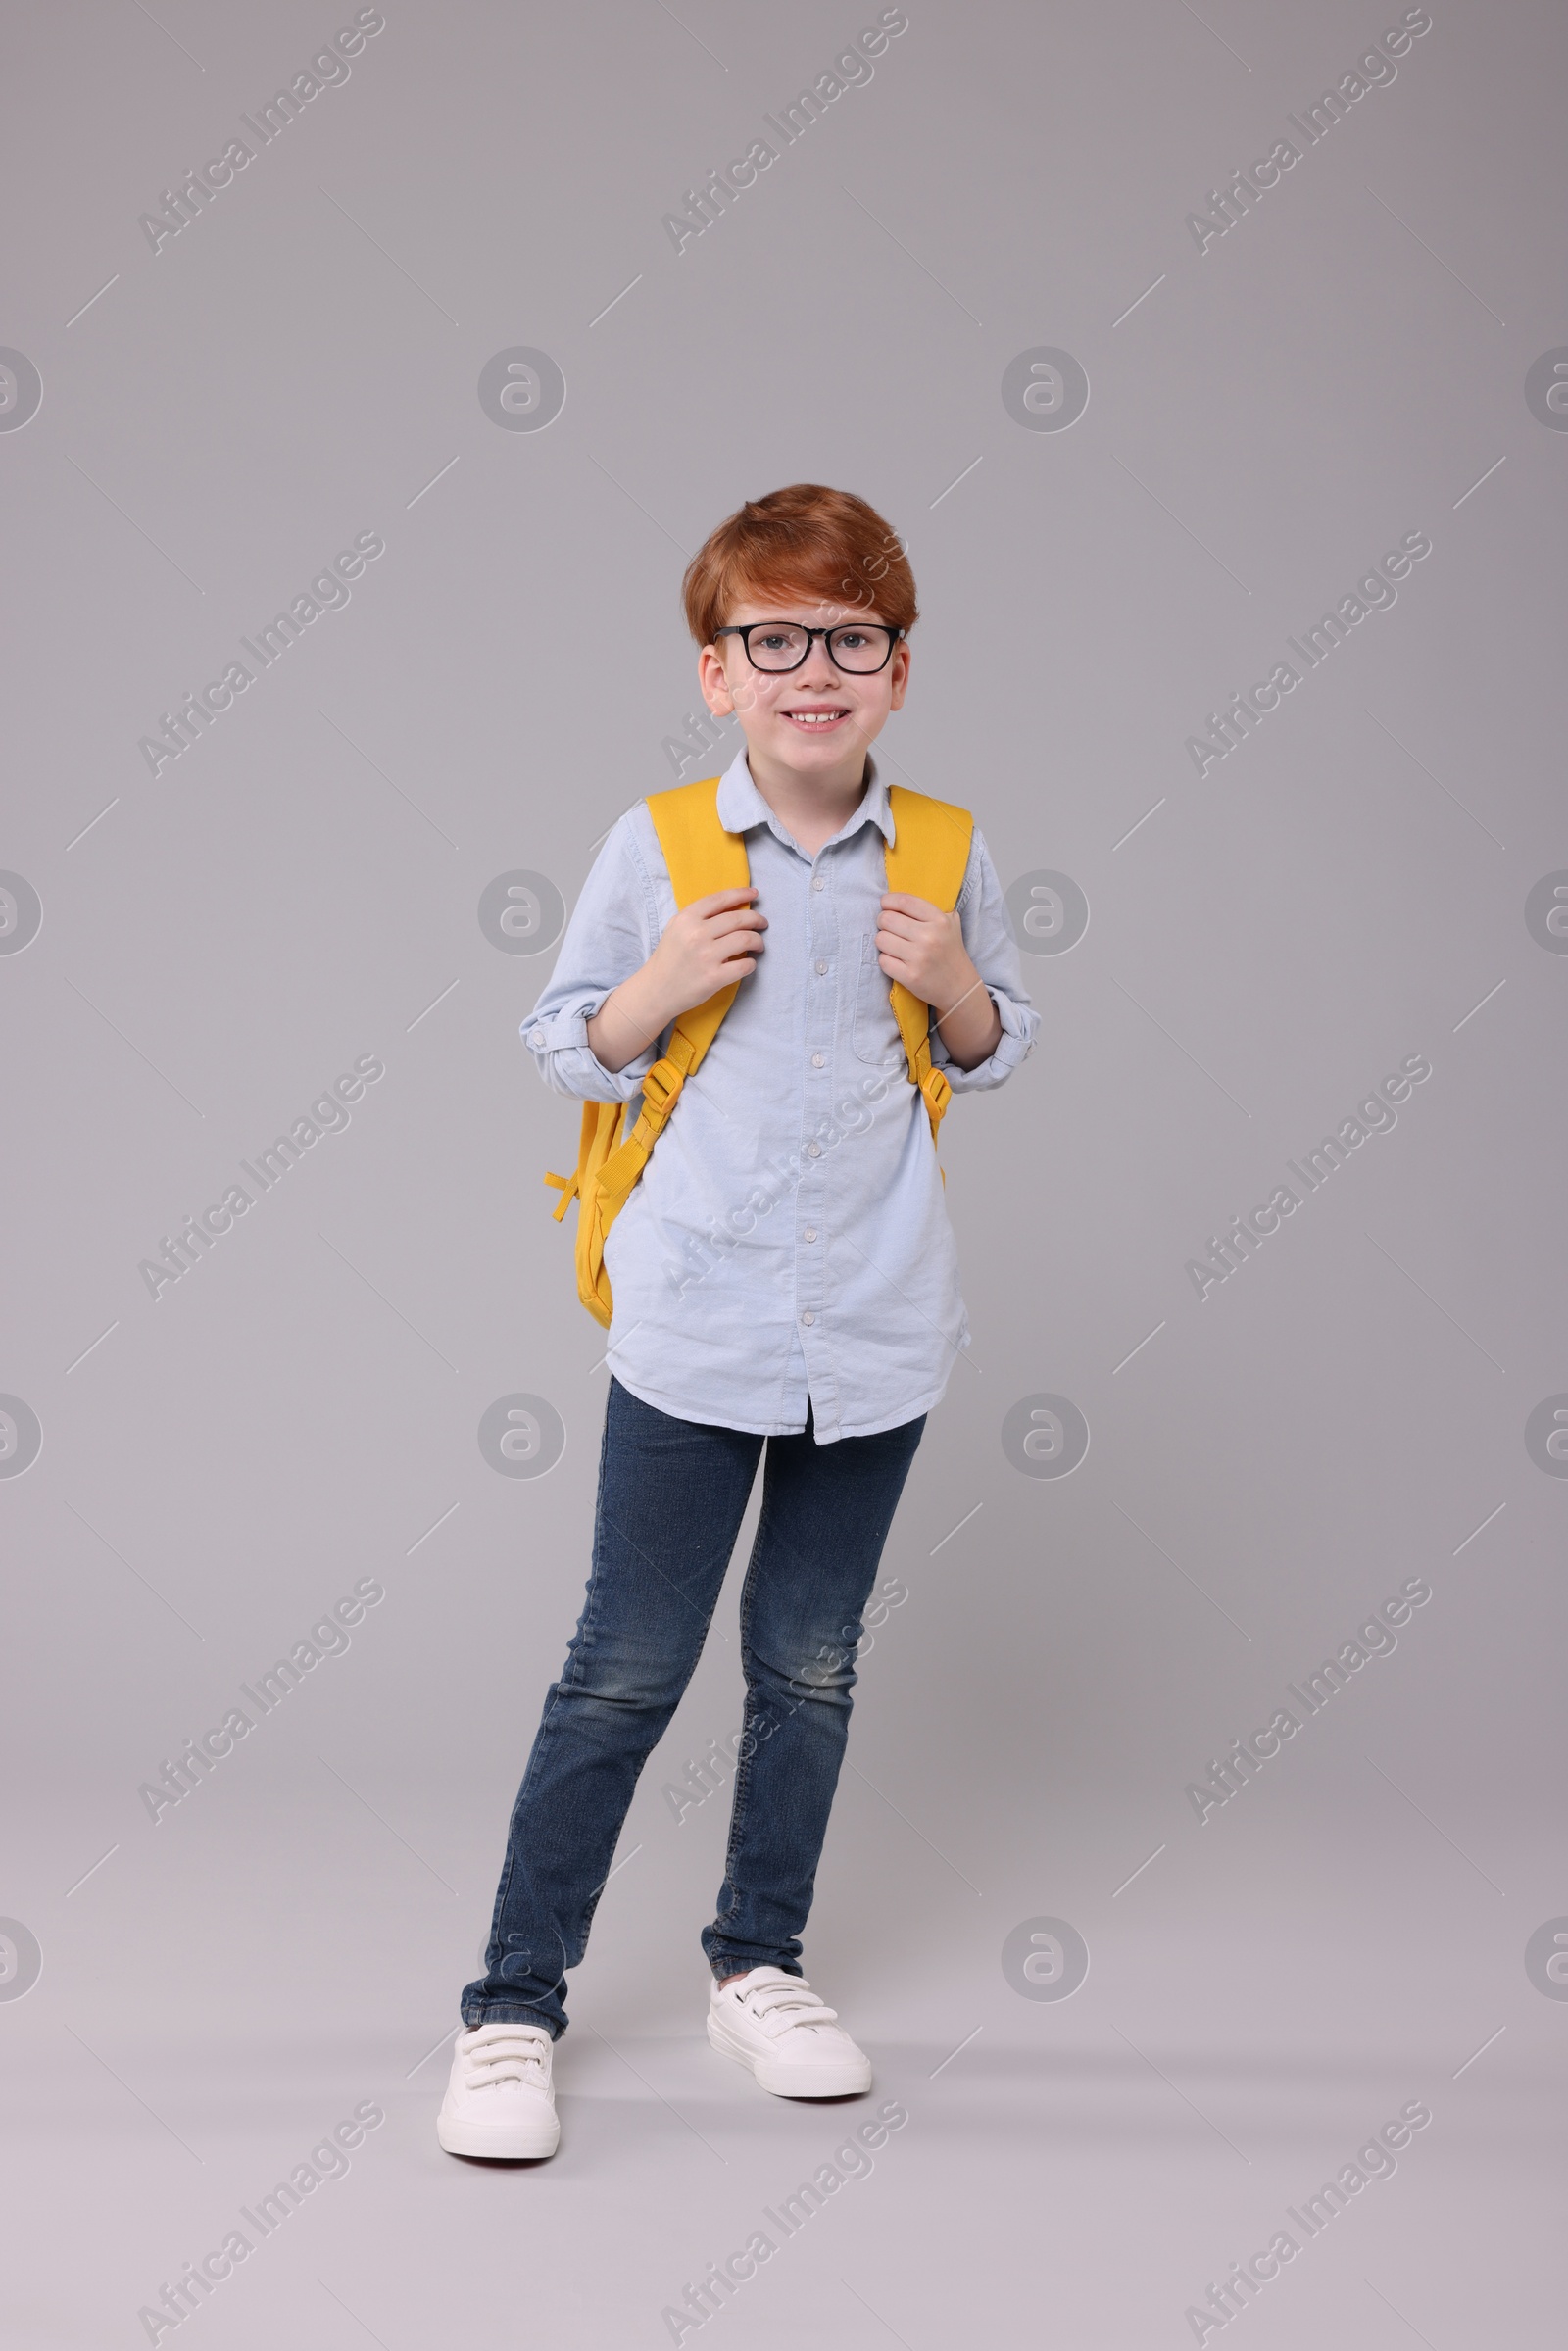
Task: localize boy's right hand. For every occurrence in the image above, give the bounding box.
[586,888,764,1073]
[648,887,766,1020]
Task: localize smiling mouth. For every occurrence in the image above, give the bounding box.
[783,709,851,726]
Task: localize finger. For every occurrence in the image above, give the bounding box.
[880,892,935,916]
[690,885,760,913]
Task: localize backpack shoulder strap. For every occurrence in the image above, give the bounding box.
[645,772,751,1067]
[591,776,750,1211]
[883,785,975,1140]
[647,773,753,906]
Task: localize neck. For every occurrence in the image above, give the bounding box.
[744,747,871,857]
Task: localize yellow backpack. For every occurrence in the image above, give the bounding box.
[545,773,974,1326]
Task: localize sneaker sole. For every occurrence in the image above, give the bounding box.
[437,2111,561,2160]
[707,2016,872,2098]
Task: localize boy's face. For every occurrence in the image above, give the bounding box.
[697,593,909,788]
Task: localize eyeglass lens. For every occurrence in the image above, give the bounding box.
[746,624,893,671]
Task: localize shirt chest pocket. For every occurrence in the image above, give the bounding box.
[852,930,906,1070]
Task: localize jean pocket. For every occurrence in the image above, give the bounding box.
[853,930,905,1068]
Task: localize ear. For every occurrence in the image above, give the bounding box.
[697,641,736,717]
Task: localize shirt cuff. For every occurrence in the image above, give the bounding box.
[521,997,659,1102]
[929,987,1037,1092]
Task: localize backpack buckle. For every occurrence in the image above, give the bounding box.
[920,1065,953,1121]
[639,1056,685,1122]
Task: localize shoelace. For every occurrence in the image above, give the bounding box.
[734,1976,841,2037]
[463,2027,551,2091]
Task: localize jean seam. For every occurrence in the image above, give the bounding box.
[715,1465,783,1935]
[478,1380,620,2003]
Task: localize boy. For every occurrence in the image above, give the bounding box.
[439,484,1037,2158]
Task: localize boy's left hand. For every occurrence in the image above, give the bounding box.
[875,893,982,1019]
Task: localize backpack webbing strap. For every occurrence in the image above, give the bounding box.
[589,776,749,1210]
[884,784,975,1141]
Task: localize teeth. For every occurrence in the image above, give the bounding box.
[787,711,846,723]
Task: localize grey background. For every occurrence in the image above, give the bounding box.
[3,1,1565,2343]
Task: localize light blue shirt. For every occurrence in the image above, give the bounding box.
[522,746,1038,1442]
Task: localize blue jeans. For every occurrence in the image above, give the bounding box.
[460,1376,925,2037]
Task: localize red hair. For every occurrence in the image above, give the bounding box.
[682,483,918,646]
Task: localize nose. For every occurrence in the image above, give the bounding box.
[794,638,844,684]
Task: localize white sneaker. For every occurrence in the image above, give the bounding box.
[437,2021,560,2158]
[707,1966,873,2097]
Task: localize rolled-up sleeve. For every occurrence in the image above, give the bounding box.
[520,813,663,1102]
[928,825,1039,1093]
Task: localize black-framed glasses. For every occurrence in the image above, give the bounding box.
[712,621,903,674]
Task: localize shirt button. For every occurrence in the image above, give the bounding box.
[814,958,828,975]
[801,1310,816,1326]
[804,1227,818,1242]
[528,1028,545,1046]
[807,1141,822,1157]
[811,876,825,892]
[810,1052,824,1068]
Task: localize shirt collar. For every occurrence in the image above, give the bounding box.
[715,744,896,850]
